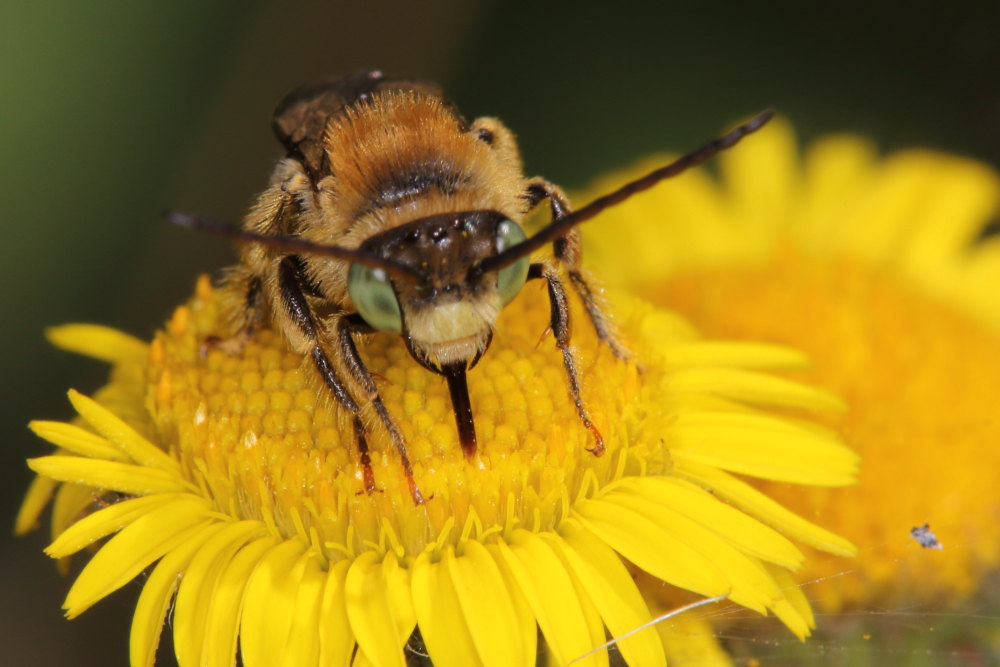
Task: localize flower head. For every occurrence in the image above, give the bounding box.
[23,244,856,662]
[582,117,1000,612]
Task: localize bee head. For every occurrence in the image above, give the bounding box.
[347,210,529,374]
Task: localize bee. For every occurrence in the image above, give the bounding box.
[171,70,771,504]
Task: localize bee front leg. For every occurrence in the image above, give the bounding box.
[333,313,424,504]
[528,262,604,456]
[276,256,387,501]
[524,179,630,361]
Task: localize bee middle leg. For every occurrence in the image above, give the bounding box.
[525,179,630,361]
[528,262,605,456]
[277,256,423,504]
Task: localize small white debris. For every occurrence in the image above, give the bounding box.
[910,523,942,550]
[193,400,207,425]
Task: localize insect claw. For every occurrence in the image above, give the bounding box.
[534,326,552,350]
[200,335,223,359]
[584,422,605,457]
[407,476,426,505]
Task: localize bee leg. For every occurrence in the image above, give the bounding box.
[335,313,425,505]
[524,179,630,361]
[529,262,605,456]
[209,270,265,357]
[277,256,386,500]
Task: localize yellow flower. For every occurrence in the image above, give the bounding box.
[20,256,856,661]
[582,117,1000,612]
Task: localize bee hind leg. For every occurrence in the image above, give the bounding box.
[529,262,604,456]
[524,179,630,361]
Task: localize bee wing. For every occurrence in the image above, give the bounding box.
[272,71,444,183]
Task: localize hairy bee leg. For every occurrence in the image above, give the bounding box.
[208,271,265,358]
[529,262,605,456]
[335,314,425,504]
[524,179,630,361]
[277,257,382,498]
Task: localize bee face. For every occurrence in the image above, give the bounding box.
[348,210,530,372]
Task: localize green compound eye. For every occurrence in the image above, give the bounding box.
[495,219,529,306]
[348,264,403,333]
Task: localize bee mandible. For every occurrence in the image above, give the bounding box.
[171,70,772,504]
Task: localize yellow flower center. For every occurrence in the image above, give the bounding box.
[150,277,656,562]
[650,243,1000,608]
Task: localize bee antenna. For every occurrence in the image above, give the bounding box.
[166,211,426,283]
[478,110,774,275]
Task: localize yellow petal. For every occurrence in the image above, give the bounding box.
[28,455,192,495]
[554,518,665,667]
[838,153,938,263]
[797,135,878,253]
[14,473,58,535]
[202,536,278,667]
[411,549,483,667]
[486,544,538,667]
[239,538,308,667]
[573,498,729,598]
[653,609,734,667]
[380,550,416,643]
[583,158,731,282]
[130,523,223,667]
[766,563,815,634]
[617,476,804,568]
[345,550,407,667]
[447,540,524,667]
[719,115,799,252]
[598,492,781,614]
[896,157,1000,288]
[62,497,213,617]
[495,530,605,667]
[668,412,858,486]
[556,544,607,667]
[318,559,354,667]
[46,493,189,557]
[765,574,812,639]
[666,367,845,413]
[50,481,94,543]
[663,341,811,370]
[676,460,857,556]
[29,420,127,461]
[174,520,266,667]
[46,324,148,364]
[280,552,327,667]
[68,389,179,473]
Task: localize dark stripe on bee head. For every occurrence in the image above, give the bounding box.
[356,163,472,219]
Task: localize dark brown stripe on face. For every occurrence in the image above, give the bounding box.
[354,162,470,219]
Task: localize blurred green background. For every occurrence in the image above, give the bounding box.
[3,1,999,665]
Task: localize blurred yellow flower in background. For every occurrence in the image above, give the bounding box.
[20,259,856,666]
[583,117,1000,636]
